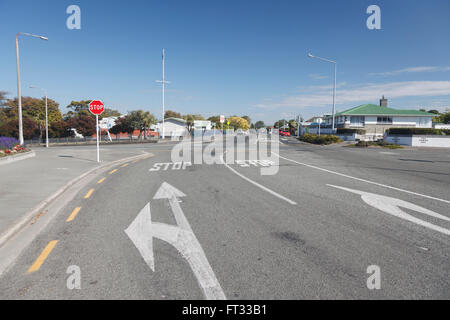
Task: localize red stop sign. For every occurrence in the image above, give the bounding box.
[89,100,105,115]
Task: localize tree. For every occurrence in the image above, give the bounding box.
[49,120,71,138]
[242,115,251,126]
[66,114,96,137]
[110,116,134,138]
[100,108,121,119]
[207,116,223,129]
[127,110,157,139]
[427,109,440,114]
[183,114,205,132]
[227,116,249,130]
[254,121,265,129]
[4,97,63,140]
[0,118,40,140]
[165,110,182,119]
[65,100,92,118]
[274,119,287,129]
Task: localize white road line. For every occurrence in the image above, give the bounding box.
[273,152,450,204]
[221,153,297,205]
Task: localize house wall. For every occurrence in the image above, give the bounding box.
[343,116,433,134]
[156,120,187,137]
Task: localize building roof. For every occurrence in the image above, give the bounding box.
[330,104,436,117]
[158,117,186,124]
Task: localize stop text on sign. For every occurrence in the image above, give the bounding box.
[149,162,192,172]
[89,100,105,115]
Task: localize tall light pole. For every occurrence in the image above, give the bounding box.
[156,49,170,139]
[29,85,49,148]
[307,53,337,132]
[16,32,48,145]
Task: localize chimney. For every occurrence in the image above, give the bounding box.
[380,95,387,107]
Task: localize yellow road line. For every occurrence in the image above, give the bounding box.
[27,240,58,273]
[66,207,81,222]
[121,163,129,168]
[97,177,106,184]
[109,169,118,174]
[132,159,140,163]
[84,188,94,199]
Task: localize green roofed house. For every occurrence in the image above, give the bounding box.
[323,97,437,137]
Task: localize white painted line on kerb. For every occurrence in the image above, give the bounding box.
[273,152,450,205]
[221,152,297,205]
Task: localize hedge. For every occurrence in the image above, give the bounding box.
[386,128,450,135]
[336,128,366,134]
[300,133,342,145]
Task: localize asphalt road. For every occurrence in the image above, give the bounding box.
[0,138,449,299]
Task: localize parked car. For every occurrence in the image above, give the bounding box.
[279,130,290,137]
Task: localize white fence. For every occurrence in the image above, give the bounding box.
[385,135,450,147]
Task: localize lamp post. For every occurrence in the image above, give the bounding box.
[29,85,48,148]
[156,49,170,139]
[307,53,337,132]
[16,32,48,145]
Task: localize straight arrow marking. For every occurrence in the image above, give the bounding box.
[125,182,226,300]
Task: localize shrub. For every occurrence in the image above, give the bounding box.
[301,133,342,145]
[0,136,19,150]
[353,140,403,149]
[386,128,449,135]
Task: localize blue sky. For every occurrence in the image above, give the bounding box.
[1,0,450,124]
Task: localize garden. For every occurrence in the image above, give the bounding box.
[0,137,28,158]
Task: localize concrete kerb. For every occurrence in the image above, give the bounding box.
[0,150,35,166]
[0,151,154,248]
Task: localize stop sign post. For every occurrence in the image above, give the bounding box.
[89,100,105,163]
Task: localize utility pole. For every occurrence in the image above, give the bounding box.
[156,49,170,139]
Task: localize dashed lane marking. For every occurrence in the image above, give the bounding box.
[66,207,81,222]
[27,240,58,273]
[84,188,95,199]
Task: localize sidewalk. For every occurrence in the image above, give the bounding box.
[0,145,147,239]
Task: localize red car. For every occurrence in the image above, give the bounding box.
[279,130,290,137]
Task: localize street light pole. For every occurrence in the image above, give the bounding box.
[16,32,48,145]
[307,53,337,132]
[29,86,49,148]
[156,48,170,140]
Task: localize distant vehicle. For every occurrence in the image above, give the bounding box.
[279,130,290,137]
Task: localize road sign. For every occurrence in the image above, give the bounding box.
[89,100,105,115]
[227,120,230,125]
[220,115,225,123]
[89,100,104,163]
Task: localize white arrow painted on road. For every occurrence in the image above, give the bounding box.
[124,182,226,300]
[328,184,450,236]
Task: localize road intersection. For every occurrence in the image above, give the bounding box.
[0,138,448,299]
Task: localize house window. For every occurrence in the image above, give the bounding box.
[377,116,392,124]
[350,116,365,127]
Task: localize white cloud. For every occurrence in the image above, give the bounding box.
[308,73,328,80]
[254,81,450,109]
[369,66,450,76]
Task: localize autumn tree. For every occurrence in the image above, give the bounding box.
[110,116,134,138]
[66,114,96,137]
[227,116,249,130]
[4,97,62,140]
